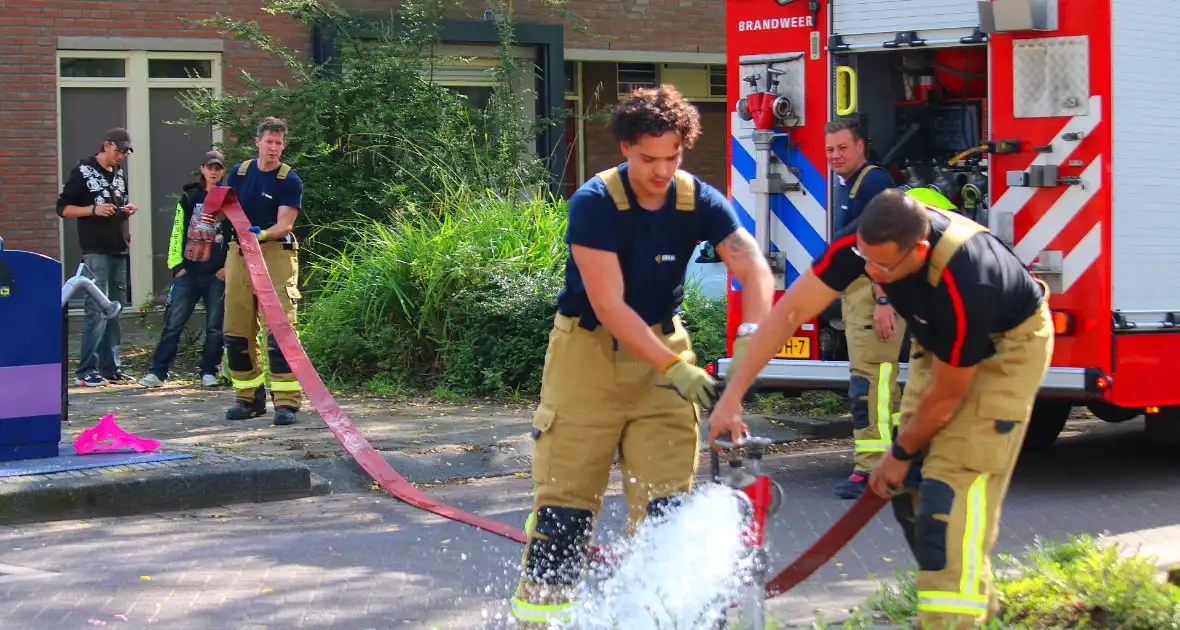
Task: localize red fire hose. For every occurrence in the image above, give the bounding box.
[205,185,884,598]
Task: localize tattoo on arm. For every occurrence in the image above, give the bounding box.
[716,230,759,261]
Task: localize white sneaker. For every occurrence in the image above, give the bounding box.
[201,374,220,388]
[138,374,164,388]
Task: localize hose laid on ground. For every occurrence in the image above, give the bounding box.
[205,186,528,545]
[204,185,880,598]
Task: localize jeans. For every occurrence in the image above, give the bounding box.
[149,271,226,380]
[76,253,128,379]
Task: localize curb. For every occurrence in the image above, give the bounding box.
[0,457,313,525]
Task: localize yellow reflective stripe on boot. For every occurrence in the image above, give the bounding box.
[916,590,989,615]
[854,362,896,453]
[269,381,303,392]
[917,475,990,617]
[232,374,266,390]
[511,597,573,623]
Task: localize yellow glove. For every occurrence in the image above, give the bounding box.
[662,359,718,408]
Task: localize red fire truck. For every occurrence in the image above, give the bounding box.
[712,0,1180,448]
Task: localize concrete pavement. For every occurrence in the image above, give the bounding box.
[0,419,1177,629]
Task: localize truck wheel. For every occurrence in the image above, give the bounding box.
[1022,400,1071,451]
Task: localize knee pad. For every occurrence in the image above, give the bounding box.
[849,375,869,430]
[266,334,292,373]
[914,479,955,572]
[646,494,688,521]
[524,506,594,585]
[225,336,253,371]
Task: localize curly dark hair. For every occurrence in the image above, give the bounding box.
[610,85,702,149]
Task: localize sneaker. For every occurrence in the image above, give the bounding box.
[138,374,164,388]
[273,406,299,426]
[200,374,219,388]
[834,472,869,500]
[76,373,107,387]
[102,371,137,384]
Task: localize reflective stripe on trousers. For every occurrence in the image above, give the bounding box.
[854,361,896,453]
[511,597,574,624]
[917,474,990,617]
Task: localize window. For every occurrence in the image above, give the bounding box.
[148,59,212,79]
[709,65,726,98]
[59,58,125,78]
[618,63,658,94]
[564,61,579,97]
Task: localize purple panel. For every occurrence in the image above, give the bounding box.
[0,363,61,421]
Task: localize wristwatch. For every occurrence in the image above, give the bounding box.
[736,322,759,337]
[875,296,890,305]
[891,441,918,461]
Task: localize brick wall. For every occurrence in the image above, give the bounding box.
[0,1,307,255]
[339,0,725,53]
[580,62,728,194]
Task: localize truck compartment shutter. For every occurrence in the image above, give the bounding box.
[832,0,981,36]
[1111,0,1180,322]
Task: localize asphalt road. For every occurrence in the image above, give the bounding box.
[1,419,1177,630]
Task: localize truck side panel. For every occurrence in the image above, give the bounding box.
[987,0,1112,375]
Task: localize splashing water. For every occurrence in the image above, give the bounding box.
[564,483,758,630]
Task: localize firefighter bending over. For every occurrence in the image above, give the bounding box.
[222,117,305,426]
[825,118,907,500]
[510,85,775,627]
[711,190,1052,630]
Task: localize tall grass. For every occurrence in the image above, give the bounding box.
[298,184,568,389]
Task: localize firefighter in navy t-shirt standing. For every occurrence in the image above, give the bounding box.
[825,118,907,500]
[510,85,775,627]
[710,189,1053,630]
[221,117,305,426]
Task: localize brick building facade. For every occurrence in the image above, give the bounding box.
[0,0,728,309]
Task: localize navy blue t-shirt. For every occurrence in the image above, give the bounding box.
[833,162,893,231]
[225,160,303,238]
[556,163,742,326]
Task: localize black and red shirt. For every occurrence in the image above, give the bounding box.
[812,209,1044,367]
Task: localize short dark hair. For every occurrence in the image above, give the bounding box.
[823,117,863,142]
[257,116,288,139]
[610,85,702,149]
[857,189,930,250]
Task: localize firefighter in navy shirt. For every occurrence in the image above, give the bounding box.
[510,85,775,628]
[710,189,1052,630]
[221,117,305,426]
[825,118,907,499]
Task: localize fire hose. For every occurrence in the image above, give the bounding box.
[204,185,887,599]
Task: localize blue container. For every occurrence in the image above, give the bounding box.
[0,246,63,461]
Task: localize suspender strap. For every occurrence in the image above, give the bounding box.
[849,164,881,200]
[237,159,292,179]
[237,159,253,176]
[597,167,630,211]
[673,170,695,211]
[925,206,988,287]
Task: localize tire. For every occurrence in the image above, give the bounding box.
[1022,399,1071,451]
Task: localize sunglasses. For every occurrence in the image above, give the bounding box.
[851,244,915,273]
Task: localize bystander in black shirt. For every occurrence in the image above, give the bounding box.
[811,209,1044,367]
[55,155,129,255]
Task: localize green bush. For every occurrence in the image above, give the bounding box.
[855,534,1180,629]
[679,283,729,367]
[297,186,568,391]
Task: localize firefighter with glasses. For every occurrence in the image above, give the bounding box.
[510,85,775,627]
[711,189,1053,630]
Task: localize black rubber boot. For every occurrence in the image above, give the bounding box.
[834,471,868,500]
[273,405,299,426]
[226,387,267,421]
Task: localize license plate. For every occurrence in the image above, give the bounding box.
[776,336,810,359]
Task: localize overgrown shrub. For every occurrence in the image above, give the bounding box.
[297,186,568,391]
[856,534,1180,629]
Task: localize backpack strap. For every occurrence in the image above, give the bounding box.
[237,159,253,176]
[925,206,988,287]
[848,164,881,200]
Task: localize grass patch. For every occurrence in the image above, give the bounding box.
[830,534,1180,629]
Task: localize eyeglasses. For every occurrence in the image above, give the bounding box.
[851,244,914,273]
